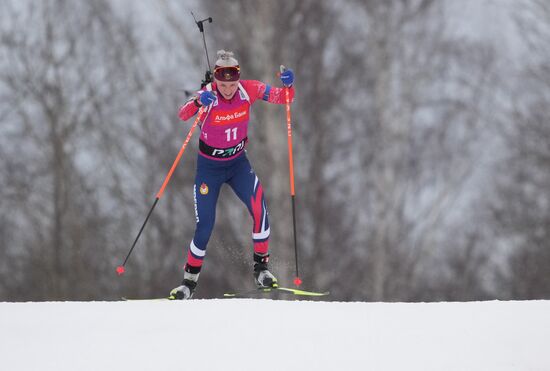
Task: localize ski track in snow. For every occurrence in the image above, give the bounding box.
[0,299,549,371]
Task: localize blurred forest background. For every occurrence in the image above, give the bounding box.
[1,0,549,301]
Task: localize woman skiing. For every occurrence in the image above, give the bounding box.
[169,50,295,299]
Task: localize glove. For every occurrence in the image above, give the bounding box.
[198,91,216,106]
[280,68,294,87]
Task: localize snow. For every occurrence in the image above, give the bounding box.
[1,299,549,371]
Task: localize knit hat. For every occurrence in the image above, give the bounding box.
[214,50,240,81]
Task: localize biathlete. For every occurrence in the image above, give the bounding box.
[169,50,295,299]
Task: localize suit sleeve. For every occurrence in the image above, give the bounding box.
[242,80,295,105]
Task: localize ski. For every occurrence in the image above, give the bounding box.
[223,286,329,298]
[121,297,169,301]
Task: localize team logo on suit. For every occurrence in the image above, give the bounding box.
[199,183,209,195]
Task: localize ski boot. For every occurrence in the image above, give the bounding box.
[253,253,278,288]
[169,264,200,300]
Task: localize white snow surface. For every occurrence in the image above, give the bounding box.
[1,299,549,371]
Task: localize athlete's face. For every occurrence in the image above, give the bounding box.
[216,80,239,100]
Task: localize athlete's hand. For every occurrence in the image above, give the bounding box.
[199,91,217,106]
[280,68,294,87]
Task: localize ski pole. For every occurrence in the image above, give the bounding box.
[116,108,204,275]
[280,65,302,287]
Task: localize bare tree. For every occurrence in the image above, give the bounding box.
[333,0,500,301]
[0,0,198,300]
[484,0,550,299]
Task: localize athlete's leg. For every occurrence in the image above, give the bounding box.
[227,155,277,288]
[171,157,224,300]
[227,156,270,256]
[185,158,223,271]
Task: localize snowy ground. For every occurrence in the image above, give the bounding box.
[0,299,548,371]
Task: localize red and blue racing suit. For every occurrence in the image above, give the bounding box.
[178,80,295,271]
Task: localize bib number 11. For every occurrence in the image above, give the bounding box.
[225,128,238,141]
